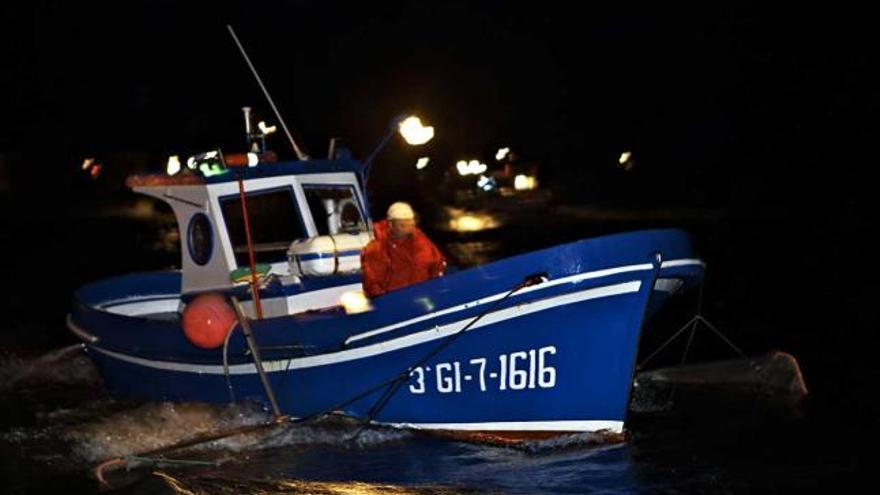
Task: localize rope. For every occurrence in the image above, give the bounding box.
[93,419,288,485]
[681,274,706,365]
[638,315,700,370]
[637,273,747,370]
[95,456,223,485]
[222,324,238,403]
[680,319,698,366]
[124,455,222,467]
[94,458,127,485]
[698,316,747,359]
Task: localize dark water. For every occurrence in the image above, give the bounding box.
[0,194,873,493]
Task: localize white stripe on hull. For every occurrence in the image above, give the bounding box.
[347,258,703,344]
[346,263,654,344]
[386,420,624,434]
[87,280,642,375]
[102,298,180,316]
[661,258,705,268]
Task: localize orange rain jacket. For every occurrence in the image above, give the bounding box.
[361,220,446,297]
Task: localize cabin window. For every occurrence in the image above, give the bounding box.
[187,213,213,266]
[220,187,306,266]
[302,185,367,236]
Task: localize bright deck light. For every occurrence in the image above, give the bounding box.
[247,152,259,167]
[416,157,430,170]
[166,155,181,176]
[496,147,511,161]
[257,121,277,135]
[340,290,373,314]
[398,116,435,145]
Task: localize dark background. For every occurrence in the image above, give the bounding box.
[5,2,876,209]
[1,0,878,455]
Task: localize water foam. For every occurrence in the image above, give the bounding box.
[0,345,99,392]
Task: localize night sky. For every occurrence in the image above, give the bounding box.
[2,2,879,431]
[4,2,876,207]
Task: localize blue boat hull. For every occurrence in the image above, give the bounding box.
[71,229,704,437]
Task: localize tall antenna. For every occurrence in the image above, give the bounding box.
[227,25,309,160]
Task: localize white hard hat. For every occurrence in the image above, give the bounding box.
[387,201,415,220]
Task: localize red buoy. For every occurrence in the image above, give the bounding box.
[182,293,237,349]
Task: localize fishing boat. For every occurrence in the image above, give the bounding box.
[67,28,704,441]
[67,140,704,440]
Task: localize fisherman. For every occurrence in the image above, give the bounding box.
[361,202,446,297]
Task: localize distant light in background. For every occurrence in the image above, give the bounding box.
[496,147,511,161]
[416,157,430,170]
[81,157,102,180]
[618,151,634,171]
[451,215,486,232]
[340,290,373,314]
[398,116,435,145]
[166,155,181,176]
[514,174,538,191]
[476,175,496,191]
[456,159,488,176]
[447,208,501,232]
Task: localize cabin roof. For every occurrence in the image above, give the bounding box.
[126,158,364,189]
[202,158,363,184]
